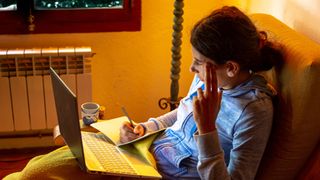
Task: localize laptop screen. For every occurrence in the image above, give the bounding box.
[49,67,86,171]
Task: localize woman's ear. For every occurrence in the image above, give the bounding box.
[226,61,240,77]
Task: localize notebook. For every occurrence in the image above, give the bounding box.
[91,118,165,147]
[49,67,162,178]
[90,117,165,166]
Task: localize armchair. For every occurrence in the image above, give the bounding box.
[249,14,320,180]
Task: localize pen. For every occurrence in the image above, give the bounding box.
[121,107,134,127]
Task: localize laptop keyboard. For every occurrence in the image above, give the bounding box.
[82,132,137,175]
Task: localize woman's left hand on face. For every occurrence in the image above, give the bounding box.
[192,63,222,134]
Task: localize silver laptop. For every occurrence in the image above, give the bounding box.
[49,67,161,178]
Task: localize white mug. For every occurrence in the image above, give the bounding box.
[81,102,100,125]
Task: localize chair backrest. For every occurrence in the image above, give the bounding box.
[249,14,320,180]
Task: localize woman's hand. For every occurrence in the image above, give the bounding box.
[120,121,145,143]
[193,63,222,134]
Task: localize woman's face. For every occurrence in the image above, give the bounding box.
[190,46,229,88]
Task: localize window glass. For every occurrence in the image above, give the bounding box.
[34,0,123,9]
[0,0,140,34]
[0,0,17,11]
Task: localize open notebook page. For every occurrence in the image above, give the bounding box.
[90,116,165,146]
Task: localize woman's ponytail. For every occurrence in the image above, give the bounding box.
[250,31,284,72]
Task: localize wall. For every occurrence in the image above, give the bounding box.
[223,0,320,44]
[250,0,320,44]
[0,1,221,123]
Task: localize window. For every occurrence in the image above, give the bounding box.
[0,0,141,34]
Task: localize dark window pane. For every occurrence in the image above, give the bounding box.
[0,0,17,11]
[34,0,123,10]
[0,0,140,34]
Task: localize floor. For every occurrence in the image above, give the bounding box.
[0,146,58,179]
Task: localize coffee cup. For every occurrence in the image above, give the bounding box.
[81,102,100,125]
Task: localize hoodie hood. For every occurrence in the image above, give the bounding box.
[186,74,276,101]
[222,74,276,97]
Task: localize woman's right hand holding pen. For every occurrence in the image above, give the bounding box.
[120,122,145,143]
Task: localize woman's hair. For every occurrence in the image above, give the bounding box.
[190,6,283,72]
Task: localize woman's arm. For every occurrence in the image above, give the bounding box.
[120,109,178,143]
[192,64,273,179]
[195,98,273,180]
[140,109,178,132]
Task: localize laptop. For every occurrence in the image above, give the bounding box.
[49,67,161,178]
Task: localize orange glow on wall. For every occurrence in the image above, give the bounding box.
[0,1,222,122]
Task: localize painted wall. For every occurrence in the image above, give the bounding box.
[223,0,320,44]
[0,1,221,123]
[249,0,320,44]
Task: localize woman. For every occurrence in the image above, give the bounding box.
[120,6,283,179]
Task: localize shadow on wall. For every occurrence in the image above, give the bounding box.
[283,0,320,44]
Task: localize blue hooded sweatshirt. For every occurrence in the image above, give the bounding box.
[141,74,276,180]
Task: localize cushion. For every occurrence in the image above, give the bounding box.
[249,14,320,180]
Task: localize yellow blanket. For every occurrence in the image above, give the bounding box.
[4,133,160,180]
[4,146,116,180]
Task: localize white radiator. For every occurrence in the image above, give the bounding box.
[0,47,94,133]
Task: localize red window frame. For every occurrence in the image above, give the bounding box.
[0,0,141,34]
[0,10,25,34]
